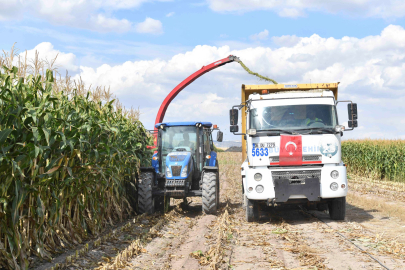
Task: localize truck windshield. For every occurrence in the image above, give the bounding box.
[160,126,197,169]
[250,104,337,131]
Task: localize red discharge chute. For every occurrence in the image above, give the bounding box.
[152,55,240,146]
[279,135,303,166]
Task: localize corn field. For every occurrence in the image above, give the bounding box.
[342,139,405,182]
[0,47,153,269]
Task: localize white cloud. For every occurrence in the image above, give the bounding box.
[166,12,175,17]
[250,29,269,41]
[0,0,167,32]
[272,35,302,47]
[0,0,21,21]
[136,17,163,34]
[206,0,405,18]
[53,24,405,139]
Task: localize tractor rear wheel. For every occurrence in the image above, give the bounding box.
[216,171,220,208]
[329,197,346,220]
[202,172,218,214]
[138,172,154,214]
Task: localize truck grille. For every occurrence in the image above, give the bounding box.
[171,166,182,177]
[272,170,321,181]
[269,155,322,163]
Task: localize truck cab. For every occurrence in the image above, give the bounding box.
[230,84,358,222]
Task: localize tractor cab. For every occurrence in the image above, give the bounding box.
[139,122,223,215]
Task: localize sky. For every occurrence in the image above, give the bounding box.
[1,0,405,141]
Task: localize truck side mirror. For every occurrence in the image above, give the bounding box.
[216,131,223,142]
[348,103,358,128]
[230,125,239,133]
[229,109,238,125]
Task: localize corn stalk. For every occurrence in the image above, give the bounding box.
[0,63,153,269]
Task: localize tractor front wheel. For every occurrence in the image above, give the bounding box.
[138,172,154,214]
[202,172,218,214]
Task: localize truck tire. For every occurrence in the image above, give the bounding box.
[138,172,154,214]
[246,199,259,222]
[329,197,346,220]
[202,172,218,214]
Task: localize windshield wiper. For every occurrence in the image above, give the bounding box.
[296,128,336,134]
[257,129,294,136]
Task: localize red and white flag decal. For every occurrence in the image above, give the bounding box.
[279,135,302,166]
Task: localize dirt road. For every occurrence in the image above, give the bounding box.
[37,152,405,270]
[128,153,405,270]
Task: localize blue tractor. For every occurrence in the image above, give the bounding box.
[138,122,223,214]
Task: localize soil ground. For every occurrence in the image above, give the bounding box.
[37,152,405,270]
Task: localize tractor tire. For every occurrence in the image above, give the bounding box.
[202,172,218,214]
[154,196,165,213]
[329,197,346,220]
[246,198,259,222]
[216,171,220,208]
[216,160,220,209]
[138,172,154,214]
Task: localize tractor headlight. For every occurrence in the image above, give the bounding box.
[254,173,262,181]
[181,166,188,177]
[166,166,172,177]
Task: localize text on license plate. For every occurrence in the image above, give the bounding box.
[253,143,275,148]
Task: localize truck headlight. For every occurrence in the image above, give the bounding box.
[181,166,188,177]
[331,170,339,179]
[254,173,262,181]
[330,182,338,191]
[247,129,256,135]
[166,166,172,177]
[256,185,264,193]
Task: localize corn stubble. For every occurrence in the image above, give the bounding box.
[0,46,153,269]
[342,139,405,182]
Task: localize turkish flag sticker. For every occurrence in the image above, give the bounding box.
[279,135,303,166]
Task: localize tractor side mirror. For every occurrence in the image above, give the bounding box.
[229,109,238,125]
[216,131,223,142]
[347,103,358,128]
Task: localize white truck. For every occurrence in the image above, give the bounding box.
[229,83,358,222]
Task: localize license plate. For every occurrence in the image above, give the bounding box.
[253,143,275,148]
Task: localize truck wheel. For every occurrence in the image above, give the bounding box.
[329,197,346,220]
[246,199,259,222]
[138,172,154,214]
[202,172,218,214]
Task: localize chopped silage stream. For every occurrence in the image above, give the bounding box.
[38,153,405,270]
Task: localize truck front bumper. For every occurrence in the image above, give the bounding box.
[244,165,347,201]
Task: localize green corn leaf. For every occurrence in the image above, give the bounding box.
[0,128,12,145]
